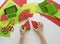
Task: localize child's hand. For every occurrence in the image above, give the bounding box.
[33,22,44,36]
[20,27,26,37]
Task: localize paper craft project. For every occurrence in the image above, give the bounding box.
[31,21,38,29]
[0,0,60,37]
[38,1,58,15]
[13,0,26,7]
[22,20,30,30]
[4,5,18,18]
[19,10,33,21]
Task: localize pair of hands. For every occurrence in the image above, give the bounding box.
[20,22,43,37]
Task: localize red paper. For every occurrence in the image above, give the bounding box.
[22,20,30,29]
[13,0,26,7]
[31,21,38,29]
[40,13,60,26]
[1,14,8,21]
[19,10,33,21]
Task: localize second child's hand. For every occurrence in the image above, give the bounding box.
[33,22,47,44]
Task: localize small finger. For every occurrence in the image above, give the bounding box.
[24,27,26,31]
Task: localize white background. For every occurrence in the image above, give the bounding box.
[0,0,60,44]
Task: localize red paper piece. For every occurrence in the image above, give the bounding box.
[48,0,60,9]
[1,14,8,21]
[31,21,38,29]
[40,13,60,26]
[22,20,30,29]
[19,10,33,21]
[13,0,26,7]
[0,0,8,9]
[48,0,52,3]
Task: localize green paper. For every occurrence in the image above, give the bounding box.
[21,3,37,14]
[38,1,48,13]
[46,3,57,15]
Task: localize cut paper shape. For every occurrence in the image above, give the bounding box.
[1,14,8,21]
[45,3,57,15]
[0,0,7,9]
[38,1,48,13]
[4,5,18,18]
[31,21,38,29]
[13,0,26,7]
[22,20,30,30]
[22,3,37,14]
[19,10,33,21]
[40,13,60,26]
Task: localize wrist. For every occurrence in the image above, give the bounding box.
[38,32,44,36]
[21,34,24,38]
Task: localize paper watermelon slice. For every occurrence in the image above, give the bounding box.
[13,0,26,7]
[19,10,33,21]
[1,14,8,21]
[22,20,30,30]
[31,21,38,29]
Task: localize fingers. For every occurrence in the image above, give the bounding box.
[24,27,26,31]
[20,26,26,32]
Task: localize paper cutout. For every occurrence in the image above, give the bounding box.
[38,1,58,15]
[19,10,33,21]
[37,0,60,26]
[38,1,48,13]
[45,3,57,15]
[4,5,18,18]
[31,21,38,29]
[22,20,30,30]
[1,14,8,21]
[13,0,26,7]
